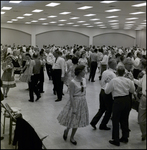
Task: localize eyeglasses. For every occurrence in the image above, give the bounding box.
[80,82,84,92]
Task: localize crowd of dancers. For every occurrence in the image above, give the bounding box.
[1,43,146,146]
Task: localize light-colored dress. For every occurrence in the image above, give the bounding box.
[57,78,89,128]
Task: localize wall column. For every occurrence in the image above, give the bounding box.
[31,33,36,47]
[89,36,93,46]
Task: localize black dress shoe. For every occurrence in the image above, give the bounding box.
[70,139,77,145]
[142,137,146,141]
[99,126,111,130]
[28,100,34,102]
[91,80,95,82]
[63,130,67,141]
[55,99,61,102]
[109,140,120,146]
[90,123,97,130]
[119,137,128,143]
[36,95,41,101]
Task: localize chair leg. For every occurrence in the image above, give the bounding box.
[9,118,12,145]
[3,112,6,134]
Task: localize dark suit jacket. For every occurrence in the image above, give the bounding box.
[13,117,42,149]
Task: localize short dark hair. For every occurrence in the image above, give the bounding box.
[72,56,79,64]
[108,59,117,70]
[75,65,85,76]
[117,66,125,76]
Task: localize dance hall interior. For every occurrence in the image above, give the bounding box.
[1,1,146,149]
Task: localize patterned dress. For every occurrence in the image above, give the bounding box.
[1,61,16,88]
[57,78,89,128]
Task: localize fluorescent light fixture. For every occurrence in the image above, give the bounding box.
[130,12,145,15]
[108,20,119,22]
[101,1,116,4]
[17,17,24,19]
[46,2,60,7]
[90,18,100,21]
[2,7,12,10]
[38,18,47,20]
[31,20,38,22]
[125,21,136,23]
[7,21,13,23]
[97,24,105,26]
[106,16,118,18]
[11,19,18,21]
[132,2,146,7]
[59,20,66,22]
[77,6,93,9]
[67,22,74,24]
[70,17,79,19]
[23,13,32,16]
[73,25,79,26]
[42,23,48,25]
[50,21,57,23]
[125,24,133,26]
[58,24,64,26]
[32,9,43,13]
[59,12,71,15]
[84,14,96,16]
[77,21,85,23]
[9,1,21,3]
[83,23,90,25]
[87,26,93,27]
[48,15,57,18]
[1,11,5,14]
[126,17,138,20]
[105,9,121,12]
[141,23,146,24]
[25,22,31,24]
[94,22,103,24]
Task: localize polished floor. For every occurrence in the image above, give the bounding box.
[1,69,146,149]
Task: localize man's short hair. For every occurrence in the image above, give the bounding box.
[117,66,125,76]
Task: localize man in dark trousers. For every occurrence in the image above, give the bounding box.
[28,53,41,102]
[52,49,65,102]
[105,66,135,146]
[90,59,117,130]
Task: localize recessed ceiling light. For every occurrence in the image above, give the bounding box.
[42,23,48,25]
[130,12,145,15]
[110,23,119,25]
[83,24,90,25]
[59,12,71,15]
[105,9,121,12]
[84,14,96,16]
[126,17,138,20]
[31,20,38,22]
[77,6,93,10]
[48,15,57,18]
[67,22,74,24]
[25,22,31,24]
[46,2,60,7]
[7,21,13,23]
[9,1,21,3]
[125,21,136,23]
[2,7,12,10]
[70,17,79,19]
[100,1,117,4]
[32,9,43,13]
[90,18,100,21]
[106,16,118,18]
[17,17,24,19]
[1,11,5,14]
[132,2,146,7]
[77,21,85,23]
[23,13,32,16]
[108,20,119,22]
[50,21,57,23]
[38,18,47,20]
[59,20,67,22]
[73,25,79,26]
[11,19,18,21]
[94,22,103,24]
